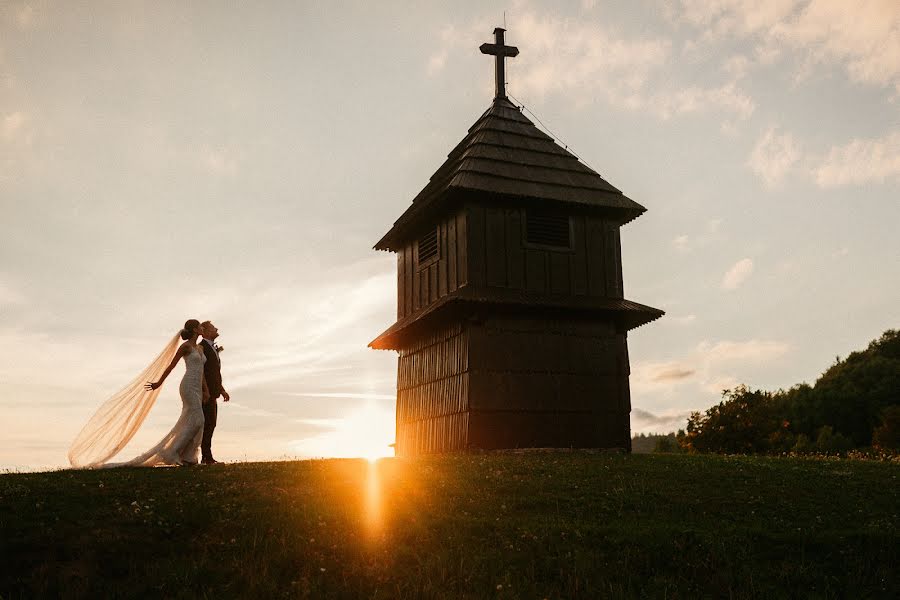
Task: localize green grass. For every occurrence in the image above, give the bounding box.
[1,453,897,599]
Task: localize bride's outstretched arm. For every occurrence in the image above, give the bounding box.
[145,344,188,390]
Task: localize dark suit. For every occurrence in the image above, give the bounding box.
[200,339,223,461]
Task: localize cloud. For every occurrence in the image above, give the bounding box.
[226,402,285,419]
[698,339,791,365]
[722,54,752,79]
[672,0,900,88]
[673,219,726,254]
[747,127,802,187]
[668,314,697,325]
[831,246,850,258]
[279,392,396,400]
[631,338,791,402]
[721,258,754,290]
[1,111,26,141]
[426,25,455,76]
[647,82,754,120]
[774,0,900,86]
[429,10,755,121]
[200,145,240,176]
[631,360,697,393]
[0,278,24,306]
[631,408,692,431]
[651,366,696,382]
[13,4,36,29]
[813,131,900,187]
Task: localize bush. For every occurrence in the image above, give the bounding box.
[872,405,900,450]
[814,426,853,454]
[791,433,812,454]
[653,435,679,453]
[678,386,785,454]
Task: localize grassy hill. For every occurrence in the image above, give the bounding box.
[1,453,897,599]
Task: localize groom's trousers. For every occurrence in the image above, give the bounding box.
[201,400,218,460]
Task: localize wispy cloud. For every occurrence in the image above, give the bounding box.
[631,338,791,405]
[426,25,455,76]
[631,408,692,432]
[279,392,395,400]
[1,111,26,141]
[651,366,695,382]
[429,9,755,121]
[0,277,24,306]
[813,131,900,187]
[667,314,697,325]
[227,401,285,419]
[199,144,240,176]
[672,0,900,88]
[6,3,38,30]
[747,127,802,187]
[721,258,754,290]
[698,339,791,364]
[672,219,725,254]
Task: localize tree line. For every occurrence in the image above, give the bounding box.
[633,329,899,455]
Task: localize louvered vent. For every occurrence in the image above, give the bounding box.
[526,211,571,248]
[417,228,439,265]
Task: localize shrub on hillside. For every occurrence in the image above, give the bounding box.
[677,330,899,455]
[872,405,900,450]
[678,386,789,454]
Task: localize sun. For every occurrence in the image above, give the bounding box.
[291,399,395,461]
[341,401,396,461]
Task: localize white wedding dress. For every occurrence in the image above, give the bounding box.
[105,346,206,467]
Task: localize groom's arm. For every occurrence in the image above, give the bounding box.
[221,387,230,402]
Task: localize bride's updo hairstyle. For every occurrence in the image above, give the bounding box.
[181,319,201,340]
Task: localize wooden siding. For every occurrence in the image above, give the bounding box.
[395,316,633,455]
[396,204,624,321]
[465,204,622,300]
[397,208,468,320]
[466,316,631,450]
[395,323,470,455]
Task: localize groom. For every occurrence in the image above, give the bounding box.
[199,321,230,464]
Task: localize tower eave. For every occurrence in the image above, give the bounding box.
[369,290,664,350]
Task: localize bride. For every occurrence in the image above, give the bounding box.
[68,319,209,468]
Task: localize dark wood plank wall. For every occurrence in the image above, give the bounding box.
[397,205,623,321]
[395,323,470,455]
[397,208,468,320]
[465,204,623,299]
[467,317,631,449]
[392,204,633,454]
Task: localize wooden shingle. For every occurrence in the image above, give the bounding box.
[376,98,645,252]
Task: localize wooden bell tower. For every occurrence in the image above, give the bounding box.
[371,28,663,455]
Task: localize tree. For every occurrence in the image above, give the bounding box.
[678,386,786,454]
[872,405,900,451]
[806,330,900,445]
[814,426,853,454]
[652,434,679,453]
[678,330,900,455]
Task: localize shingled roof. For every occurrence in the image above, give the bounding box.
[374,97,646,251]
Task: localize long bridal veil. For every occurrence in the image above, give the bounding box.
[68,333,181,468]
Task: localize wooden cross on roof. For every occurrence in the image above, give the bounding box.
[479,27,519,100]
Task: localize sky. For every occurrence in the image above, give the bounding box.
[1,0,897,471]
